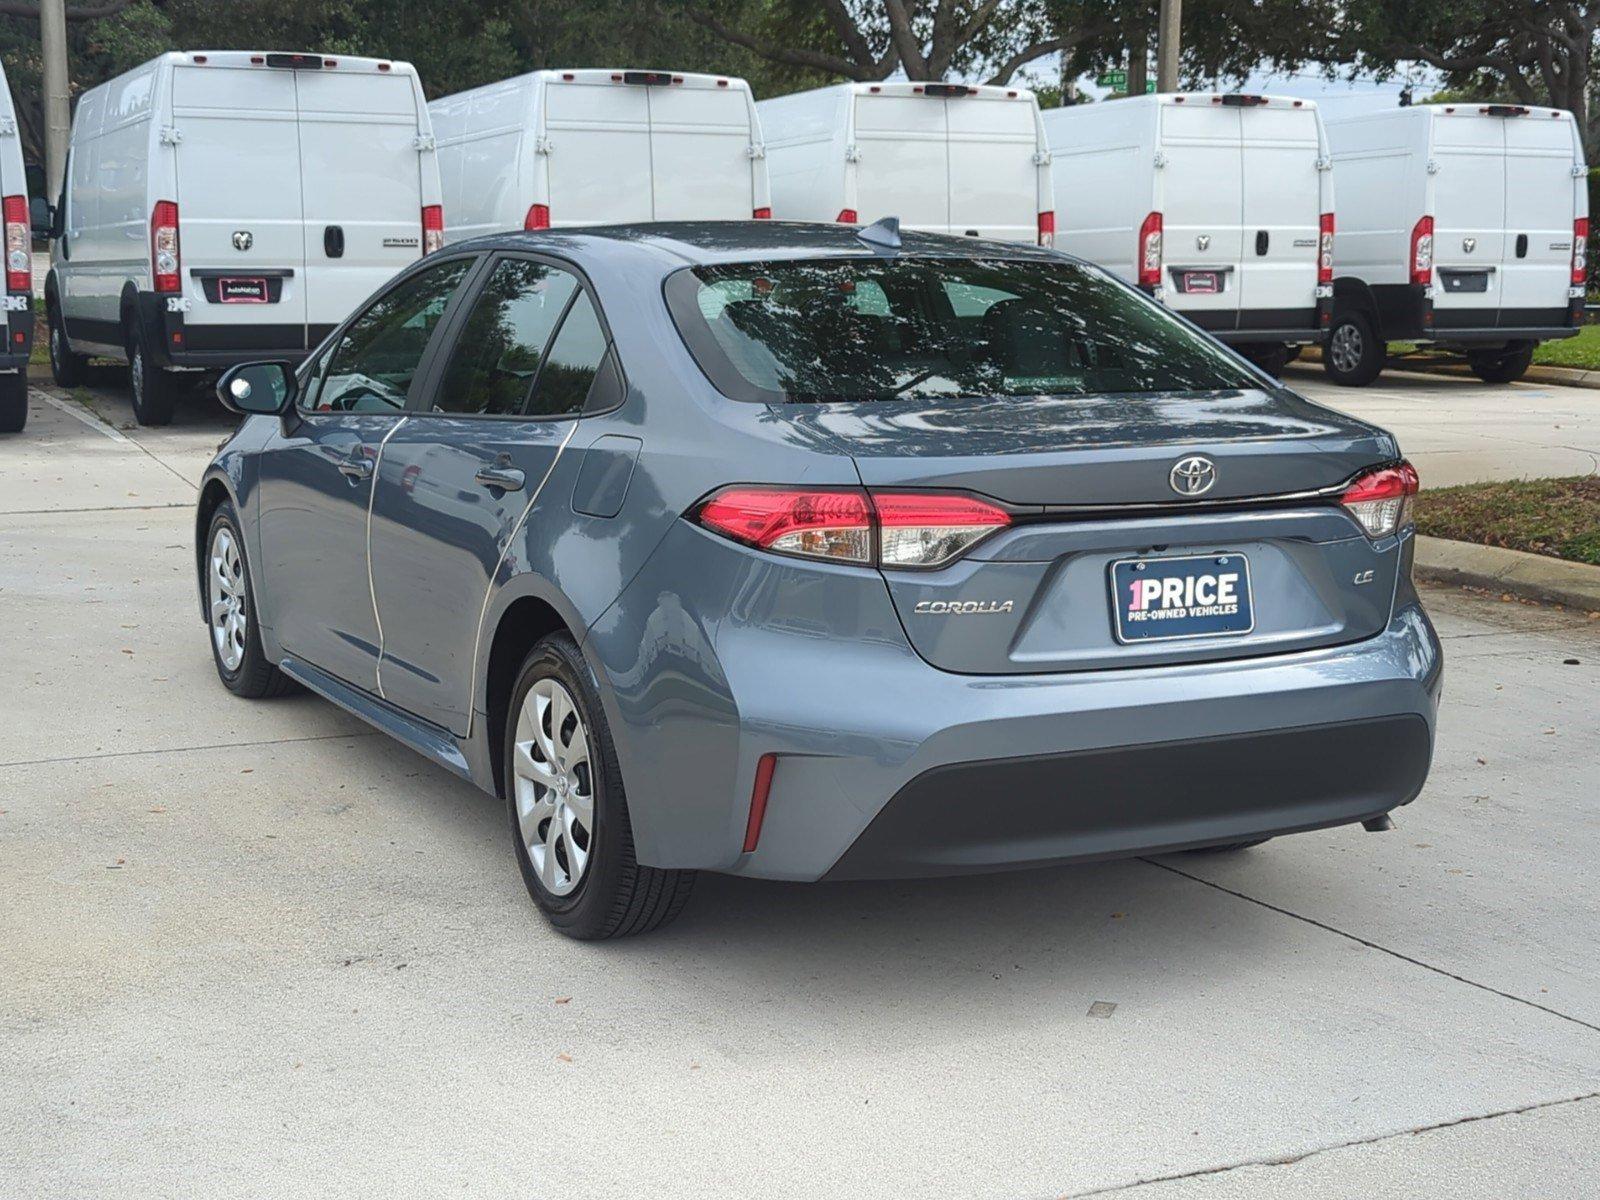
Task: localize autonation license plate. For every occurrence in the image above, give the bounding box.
[1111,553,1254,643]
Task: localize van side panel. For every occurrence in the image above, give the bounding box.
[294,69,430,334]
[431,76,530,243]
[61,82,115,336]
[1044,99,1154,284]
[170,65,309,339]
[759,87,849,224]
[1326,112,1415,289]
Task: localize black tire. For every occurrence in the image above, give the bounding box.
[1187,838,1271,854]
[1322,310,1384,387]
[1240,344,1290,378]
[0,370,25,433]
[1467,343,1534,385]
[202,502,294,699]
[505,633,695,939]
[127,324,175,426]
[47,306,88,387]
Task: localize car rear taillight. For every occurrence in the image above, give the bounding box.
[752,206,772,220]
[874,492,1011,567]
[1318,212,1335,284]
[3,195,29,292]
[1138,211,1163,287]
[151,200,180,293]
[695,486,1011,568]
[421,204,444,254]
[1573,217,1588,286]
[837,208,858,224]
[1341,461,1419,539]
[1037,210,1055,249]
[525,203,551,231]
[1410,215,1433,286]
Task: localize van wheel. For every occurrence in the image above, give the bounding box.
[505,633,696,939]
[127,328,175,426]
[1467,343,1534,385]
[1323,311,1384,387]
[48,310,88,387]
[0,371,26,433]
[1240,344,1290,378]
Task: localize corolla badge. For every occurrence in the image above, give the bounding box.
[913,600,1015,615]
[1169,455,1217,497]
[1462,236,1476,254]
[232,230,253,251]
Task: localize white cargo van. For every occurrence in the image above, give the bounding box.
[1042,93,1334,373]
[0,59,33,433]
[757,82,1053,243]
[43,51,445,425]
[431,69,770,238]
[1322,103,1586,386]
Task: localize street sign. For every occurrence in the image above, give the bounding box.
[1097,70,1127,88]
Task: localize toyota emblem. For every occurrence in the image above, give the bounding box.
[232,230,253,251]
[1169,455,1217,497]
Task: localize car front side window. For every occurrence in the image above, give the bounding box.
[307,257,474,414]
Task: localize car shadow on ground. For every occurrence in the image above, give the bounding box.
[50,362,241,433]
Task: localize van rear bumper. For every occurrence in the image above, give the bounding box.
[1184,306,1326,345]
[135,293,318,370]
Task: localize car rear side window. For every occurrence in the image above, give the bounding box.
[431,258,580,416]
[308,257,473,413]
[529,292,609,418]
[665,257,1258,404]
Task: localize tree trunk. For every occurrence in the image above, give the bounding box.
[1127,28,1148,96]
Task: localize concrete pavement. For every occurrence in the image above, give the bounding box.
[2,380,1599,1198]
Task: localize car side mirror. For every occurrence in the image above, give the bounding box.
[29,196,53,237]
[217,361,297,416]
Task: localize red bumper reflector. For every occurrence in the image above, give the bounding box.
[743,753,778,853]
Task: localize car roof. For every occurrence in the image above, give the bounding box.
[446,220,1068,273]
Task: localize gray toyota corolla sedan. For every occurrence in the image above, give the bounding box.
[196,220,1441,939]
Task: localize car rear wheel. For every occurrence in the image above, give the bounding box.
[506,633,695,939]
[1323,311,1384,387]
[204,503,293,698]
[1467,343,1534,384]
[0,371,25,433]
[127,328,175,426]
[48,308,88,388]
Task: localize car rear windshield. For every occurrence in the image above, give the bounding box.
[664,256,1258,404]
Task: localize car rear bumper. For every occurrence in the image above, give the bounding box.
[594,521,1443,882]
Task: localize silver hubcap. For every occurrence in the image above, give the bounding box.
[130,346,143,406]
[50,326,61,370]
[209,526,247,672]
[1329,323,1363,373]
[513,679,594,897]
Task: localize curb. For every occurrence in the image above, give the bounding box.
[1414,535,1600,614]
[1291,349,1599,390]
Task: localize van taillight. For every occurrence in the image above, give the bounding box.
[1138,211,1163,287]
[3,195,29,292]
[695,486,1010,569]
[421,204,444,254]
[1318,212,1335,284]
[1573,218,1589,286]
[752,206,772,220]
[150,200,180,293]
[524,203,551,231]
[836,208,858,224]
[1410,215,1433,286]
[1037,210,1055,249]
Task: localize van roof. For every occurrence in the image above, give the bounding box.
[1101,92,1320,111]
[537,68,753,92]
[844,81,1036,102]
[162,50,419,77]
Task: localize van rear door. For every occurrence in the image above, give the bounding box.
[294,68,428,337]
[945,95,1039,241]
[1158,103,1243,324]
[1501,113,1580,322]
[1430,114,1506,318]
[853,92,949,230]
[1237,104,1322,325]
[646,82,756,220]
[544,78,654,224]
[170,64,308,340]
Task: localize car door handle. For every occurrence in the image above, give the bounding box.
[474,464,525,492]
[337,453,373,481]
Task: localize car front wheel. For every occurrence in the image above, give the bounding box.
[203,502,293,698]
[506,633,695,939]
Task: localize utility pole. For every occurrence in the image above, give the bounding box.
[1156,0,1182,93]
[41,0,71,200]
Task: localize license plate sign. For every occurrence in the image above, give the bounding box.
[1111,553,1254,643]
[217,277,269,304]
[1179,271,1220,294]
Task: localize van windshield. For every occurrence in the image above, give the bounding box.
[665,256,1259,404]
